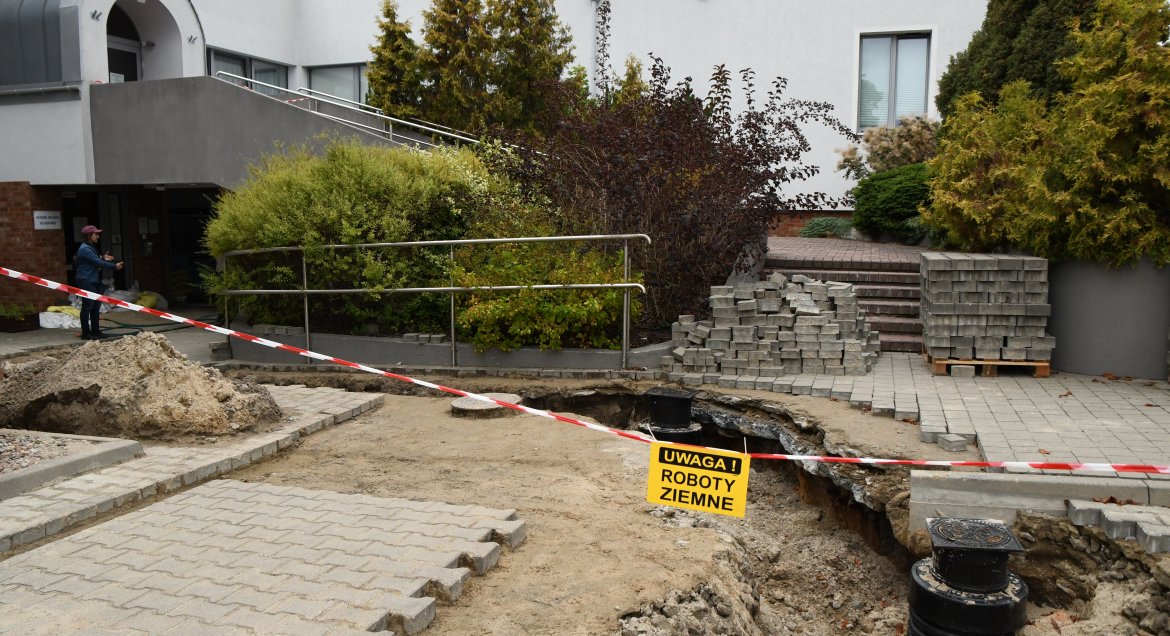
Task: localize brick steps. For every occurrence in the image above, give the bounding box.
[878,333,923,353]
[764,255,919,273]
[867,315,923,334]
[766,268,921,285]
[855,284,920,300]
[859,299,920,317]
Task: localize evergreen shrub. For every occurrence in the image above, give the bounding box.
[798,217,853,238]
[852,163,932,244]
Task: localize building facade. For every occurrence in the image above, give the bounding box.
[0,0,987,310]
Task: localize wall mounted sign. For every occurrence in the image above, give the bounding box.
[33,210,61,230]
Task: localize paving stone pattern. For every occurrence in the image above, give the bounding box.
[0,385,382,553]
[664,274,881,382]
[0,480,525,635]
[1068,499,1170,553]
[920,252,1054,362]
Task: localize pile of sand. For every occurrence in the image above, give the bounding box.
[0,332,282,440]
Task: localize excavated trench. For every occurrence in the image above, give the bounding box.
[224,369,1170,635]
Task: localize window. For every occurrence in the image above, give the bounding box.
[858,33,930,129]
[309,65,369,104]
[207,50,288,97]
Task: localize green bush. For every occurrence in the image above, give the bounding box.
[798,217,853,238]
[852,163,932,244]
[203,142,491,334]
[203,139,640,350]
[455,246,635,351]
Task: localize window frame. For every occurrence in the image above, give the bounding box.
[857,31,931,130]
[307,64,369,104]
[206,48,289,96]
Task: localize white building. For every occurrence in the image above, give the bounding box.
[0,0,986,309]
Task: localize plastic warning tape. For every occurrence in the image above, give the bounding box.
[4,265,1168,476]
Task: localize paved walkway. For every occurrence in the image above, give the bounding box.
[766,236,929,270]
[0,480,523,635]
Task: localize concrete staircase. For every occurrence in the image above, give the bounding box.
[764,256,923,353]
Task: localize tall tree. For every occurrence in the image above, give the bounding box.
[483,0,573,135]
[366,0,421,119]
[935,0,1097,116]
[416,0,492,131]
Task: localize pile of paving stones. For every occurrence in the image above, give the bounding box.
[920,252,1054,364]
[663,273,881,383]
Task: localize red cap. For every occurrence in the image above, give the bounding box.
[81,225,102,234]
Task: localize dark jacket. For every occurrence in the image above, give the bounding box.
[75,242,115,285]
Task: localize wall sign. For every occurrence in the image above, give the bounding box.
[33,210,61,230]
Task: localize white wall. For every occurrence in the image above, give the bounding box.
[188,0,985,203]
[0,99,92,184]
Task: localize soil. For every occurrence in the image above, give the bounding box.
[0,332,281,441]
[225,372,1168,635]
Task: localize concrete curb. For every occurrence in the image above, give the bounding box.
[909,470,1160,533]
[0,432,143,501]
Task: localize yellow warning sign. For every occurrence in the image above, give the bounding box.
[646,443,750,517]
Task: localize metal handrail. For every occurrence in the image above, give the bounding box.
[296,87,383,115]
[314,111,438,149]
[220,234,651,368]
[214,71,478,147]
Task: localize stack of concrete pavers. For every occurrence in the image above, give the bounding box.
[663,273,881,383]
[920,252,1055,363]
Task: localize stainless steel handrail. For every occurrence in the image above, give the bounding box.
[314,111,438,148]
[222,234,652,257]
[215,72,474,147]
[221,234,651,368]
[296,87,383,115]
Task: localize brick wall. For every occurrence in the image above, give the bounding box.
[0,182,66,311]
[769,211,853,237]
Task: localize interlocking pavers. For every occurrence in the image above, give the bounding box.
[0,480,525,634]
[0,385,381,552]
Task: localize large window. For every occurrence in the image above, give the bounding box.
[858,33,930,129]
[208,49,288,97]
[309,65,368,104]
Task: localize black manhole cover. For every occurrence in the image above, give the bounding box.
[930,518,1015,549]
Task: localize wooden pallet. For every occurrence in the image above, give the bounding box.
[923,352,1050,378]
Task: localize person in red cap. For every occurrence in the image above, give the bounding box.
[75,225,123,340]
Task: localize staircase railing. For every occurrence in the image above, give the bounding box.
[213,72,479,147]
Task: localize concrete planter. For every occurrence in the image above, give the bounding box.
[1048,258,1170,380]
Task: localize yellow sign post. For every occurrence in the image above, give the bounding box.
[646,443,750,518]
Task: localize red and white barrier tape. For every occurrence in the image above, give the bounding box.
[4,265,1168,475]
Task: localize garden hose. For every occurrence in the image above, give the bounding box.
[99,313,221,338]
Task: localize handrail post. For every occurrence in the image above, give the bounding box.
[622,239,630,370]
[449,245,457,367]
[302,252,312,354]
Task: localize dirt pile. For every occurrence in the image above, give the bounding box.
[0,332,281,440]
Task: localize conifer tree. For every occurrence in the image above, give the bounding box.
[935,0,1097,116]
[416,0,492,131]
[483,0,573,134]
[366,0,421,119]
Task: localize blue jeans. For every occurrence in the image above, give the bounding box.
[79,280,103,337]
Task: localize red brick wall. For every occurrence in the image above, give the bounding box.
[0,182,66,311]
[769,211,854,237]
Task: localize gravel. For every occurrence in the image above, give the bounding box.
[0,431,95,474]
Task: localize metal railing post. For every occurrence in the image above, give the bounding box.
[302,253,312,353]
[449,245,457,367]
[622,239,630,370]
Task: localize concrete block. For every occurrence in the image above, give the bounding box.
[937,433,967,452]
[1067,499,1110,526]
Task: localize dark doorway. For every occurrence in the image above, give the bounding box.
[167,188,219,304]
[62,191,129,291]
[106,5,141,83]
